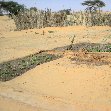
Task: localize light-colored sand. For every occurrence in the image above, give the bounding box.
[0,16,16,33]
[0,16,111,111]
[0,55,111,111]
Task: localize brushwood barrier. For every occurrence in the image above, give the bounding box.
[12,9,111,30]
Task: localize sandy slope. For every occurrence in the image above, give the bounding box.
[0,55,111,111]
[0,16,111,111]
[0,16,16,33]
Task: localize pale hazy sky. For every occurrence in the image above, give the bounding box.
[9,0,111,11]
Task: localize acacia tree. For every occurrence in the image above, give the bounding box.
[93,0,106,13]
[82,0,95,13]
[82,0,105,13]
[82,0,105,26]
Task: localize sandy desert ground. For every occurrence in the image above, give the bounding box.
[0,16,111,111]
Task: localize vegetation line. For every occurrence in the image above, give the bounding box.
[0,52,61,82]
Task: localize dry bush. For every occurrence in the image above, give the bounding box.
[12,9,111,30]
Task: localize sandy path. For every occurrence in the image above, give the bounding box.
[0,96,45,111]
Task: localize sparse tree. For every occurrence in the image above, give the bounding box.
[93,0,105,13]
[30,7,37,11]
[82,0,105,26]
[82,0,105,13]
[0,1,24,16]
[82,0,95,13]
